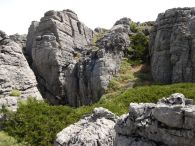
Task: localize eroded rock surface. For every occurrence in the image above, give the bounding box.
[54,107,118,146]
[0,31,42,110]
[56,93,195,146]
[27,10,130,106]
[115,93,195,146]
[150,7,195,83]
[9,34,27,49]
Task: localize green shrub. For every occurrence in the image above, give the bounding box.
[130,22,139,33]
[128,32,149,63]
[9,89,21,97]
[3,83,195,145]
[2,99,77,146]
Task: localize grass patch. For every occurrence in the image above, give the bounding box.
[9,89,21,97]
[2,83,195,146]
[0,131,24,146]
[106,59,136,93]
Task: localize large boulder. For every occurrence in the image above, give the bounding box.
[115,93,195,146]
[54,107,118,146]
[0,31,42,111]
[27,10,130,106]
[150,7,195,83]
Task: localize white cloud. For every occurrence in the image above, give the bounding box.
[0,0,195,35]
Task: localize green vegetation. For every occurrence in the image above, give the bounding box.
[1,99,91,146]
[0,131,24,146]
[128,32,149,63]
[9,89,21,97]
[106,59,136,93]
[2,82,195,146]
[128,21,150,64]
[130,22,139,33]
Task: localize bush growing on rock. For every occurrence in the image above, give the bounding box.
[130,22,139,33]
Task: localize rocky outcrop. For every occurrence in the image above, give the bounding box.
[27,10,130,106]
[115,93,195,146]
[0,31,42,111]
[9,34,27,49]
[54,107,118,146]
[56,93,195,146]
[150,7,195,83]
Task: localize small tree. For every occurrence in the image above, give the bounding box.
[128,32,149,63]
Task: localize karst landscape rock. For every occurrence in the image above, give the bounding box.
[0,31,42,111]
[55,93,195,146]
[27,10,131,106]
[150,7,195,83]
[1,6,195,146]
[54,107,118,146]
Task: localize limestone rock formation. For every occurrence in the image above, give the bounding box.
[115,93,195,146]
[150,7,195,83]
[9,34,27,49]
[0,30,42,110]
[54,107,118,146]
[27,10,130,106]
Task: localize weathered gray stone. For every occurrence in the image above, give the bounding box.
[0,30,42,111]
[114,17,132,26]
[26,21,39,61]
[150,7,195,83]
[115,93,195,146]
[0,96,17,111]
[54,107,118,146]
[55,93,195,146]
[114,136,159,146]
[9,33,27,49]
[27,10,130,106]
[94,27,108,33]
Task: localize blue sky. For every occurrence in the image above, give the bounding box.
[0,0,195,35]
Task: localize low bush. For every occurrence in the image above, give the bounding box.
[2,99,79,146]
[128,32,149,63]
